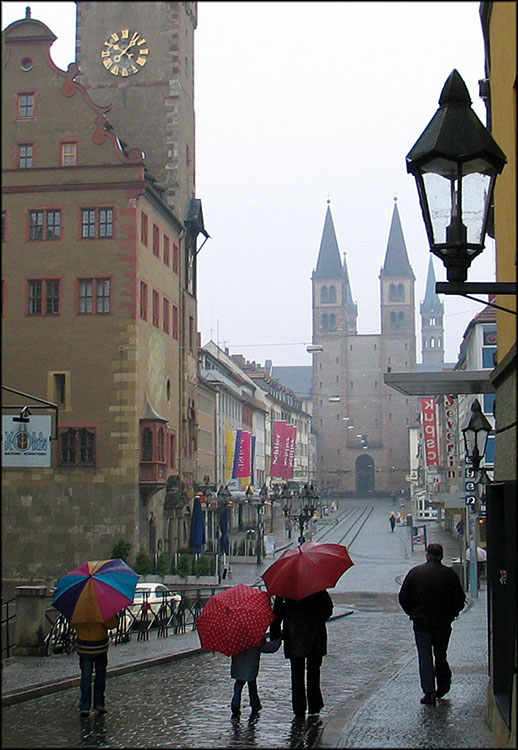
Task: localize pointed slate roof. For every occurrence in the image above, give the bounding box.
[382,199,414,278]
[342,253,356,308]
[313,202,343,279]
[421,257,444,311]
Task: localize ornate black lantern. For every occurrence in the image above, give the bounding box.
[462,399,492,471]
[406,70,506,282]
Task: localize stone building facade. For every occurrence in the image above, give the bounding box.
[310,199,418,494]
[2,5,202,586]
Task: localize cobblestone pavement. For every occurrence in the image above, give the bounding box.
[1,499,499,748]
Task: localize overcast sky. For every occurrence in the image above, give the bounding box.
[2,1,497,368]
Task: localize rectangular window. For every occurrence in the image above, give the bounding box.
[28,279,59,315]
[53,373,66,407]
[81,208,113,238]
[152,289,159,327]
[29,210,61,240]
[152,224,160,256]
[172,304,179,339]
[78,278,111,314]
[169,432,177,470]
[141,211,148,246]
[1,210,6,242]
[172,243,179,274]
[482,347,496,368]
[140,281,148,320]
[61,142,77,166]
[46,280,59,314]
[18,93,34,118]
[163,298,170,334]
[483,393,496,415]
[19,144,33,168]
[59,427,96,466]
[163,235,170,266]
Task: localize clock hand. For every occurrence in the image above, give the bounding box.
[112,37,138,62]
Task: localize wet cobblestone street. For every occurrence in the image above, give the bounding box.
[2,499,497,748]
[1,607,411,748]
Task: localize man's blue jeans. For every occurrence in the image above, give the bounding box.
[413,624,452,695]
[79,652,108,711]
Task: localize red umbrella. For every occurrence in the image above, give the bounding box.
[262,541,354,601]
[196,584,275,656]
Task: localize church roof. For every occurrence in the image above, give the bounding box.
[421,257,444,311]
[382,199,414,278]
[313,203,343,279]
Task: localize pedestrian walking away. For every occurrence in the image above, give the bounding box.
[270,589,333,720]
[398,543,466,706]
[230,636,281,717]
[75,614,118,716]
[389,512,396,532]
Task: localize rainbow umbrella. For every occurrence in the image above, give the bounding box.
[52,559,139,624]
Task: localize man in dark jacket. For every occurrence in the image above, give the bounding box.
[399,543,466,705]
[270,589,333,719]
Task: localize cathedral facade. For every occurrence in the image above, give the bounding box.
[311,199,422,495]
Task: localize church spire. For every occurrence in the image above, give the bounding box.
[421,256,443,312]
[382,198,414,278]
[313,201,343,278]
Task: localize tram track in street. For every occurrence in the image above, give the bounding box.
[315,504,374,549]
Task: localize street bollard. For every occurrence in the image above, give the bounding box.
[14,585,48,656]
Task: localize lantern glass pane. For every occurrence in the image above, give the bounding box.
[461,171,492,247]
[422,172,453,244]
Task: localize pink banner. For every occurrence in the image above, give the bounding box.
[282,424,297,479]
[271,421,287,478]
[237,430,251,477]
[421,398,439,467]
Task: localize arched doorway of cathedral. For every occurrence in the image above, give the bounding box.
[355,454,375,492]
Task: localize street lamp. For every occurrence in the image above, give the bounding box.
[461,398,492,471]
[254,487,267,565]
[406,69,507,285]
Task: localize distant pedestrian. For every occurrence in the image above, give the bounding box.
[75,614,118,716]
[230,637,281,716]
[389,513,396,532]
[270,589,333,720]
[398,543,465,705]
[285,518,292,539]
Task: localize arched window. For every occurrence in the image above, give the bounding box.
[437,337,442,348]
[429,316,436,326]
[321,287,328,303]
[398,312,404,328]
[390,312,397,329]
[328,286,336,302]
[322,314,329,330]
[329,314,336,331]
[397,283,404,301]
[430,337,435,348]
[389,283,397,301]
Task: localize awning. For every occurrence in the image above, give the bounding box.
[383,370,494,396]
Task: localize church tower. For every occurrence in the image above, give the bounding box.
[75,2,197,220]
[420,257,445,364]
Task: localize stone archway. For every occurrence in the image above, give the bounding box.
[356,454,375,492]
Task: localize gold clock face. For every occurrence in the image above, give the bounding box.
[100,29,149,76]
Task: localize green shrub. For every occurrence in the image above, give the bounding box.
[193,555,210,577]
[111,539,131,561]
[134,546,152,575]
[155,552,170,577]
[176,553,191,579]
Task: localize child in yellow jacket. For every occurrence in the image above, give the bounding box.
[75,615,118,716]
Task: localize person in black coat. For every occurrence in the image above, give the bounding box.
[270,589,333,719]
[398,543,466,705]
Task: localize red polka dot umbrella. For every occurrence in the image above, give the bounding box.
[262,541,354,601]
[196,584,275,656]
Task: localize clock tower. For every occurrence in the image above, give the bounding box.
[75,1,197,219]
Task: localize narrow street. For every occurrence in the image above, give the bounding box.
[1,499,496,748]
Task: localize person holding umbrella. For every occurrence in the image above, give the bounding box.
[230,636,281,717]
[52,558,139,717]
[75,614,119,715]
[263,541,354,720]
